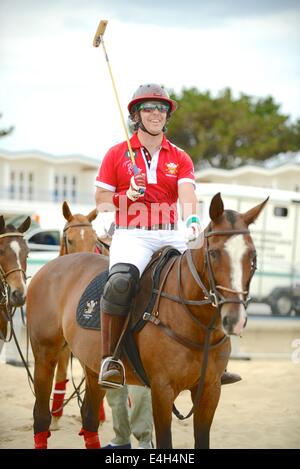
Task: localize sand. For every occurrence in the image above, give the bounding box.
[0,358,299,449]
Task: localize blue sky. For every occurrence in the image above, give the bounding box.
[0,0,299,160]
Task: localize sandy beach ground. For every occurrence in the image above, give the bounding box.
[0,357,299,449]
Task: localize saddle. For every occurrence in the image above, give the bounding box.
[76,246,181,385]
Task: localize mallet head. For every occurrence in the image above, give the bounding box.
[93,20,108,47]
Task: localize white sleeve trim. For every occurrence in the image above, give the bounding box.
[95,181,116,192]
[178,178,196,187]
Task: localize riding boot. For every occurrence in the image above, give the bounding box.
[221,369,242,385]
[98,312,126,389]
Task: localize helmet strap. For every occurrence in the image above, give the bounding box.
[139,121,162,136]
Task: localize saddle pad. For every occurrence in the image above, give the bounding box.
[76,270,108,330]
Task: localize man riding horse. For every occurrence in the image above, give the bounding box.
[95,83,240,389]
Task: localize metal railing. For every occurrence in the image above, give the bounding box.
[0,186,94,204]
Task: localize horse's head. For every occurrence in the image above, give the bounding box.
[204,193,268,336]
[0,215,31,307]
[61,201,98,254]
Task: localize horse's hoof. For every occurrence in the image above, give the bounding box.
[50,416,61,431]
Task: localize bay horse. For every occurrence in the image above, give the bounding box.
[0,215,31,341]
[26,193,267,449]
[51,201,110,429]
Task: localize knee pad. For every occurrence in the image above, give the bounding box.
[101,263,140,315]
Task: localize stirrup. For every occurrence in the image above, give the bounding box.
[98,357,125,389]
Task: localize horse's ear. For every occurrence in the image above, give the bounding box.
[17,216,31,233]
[0,215,5,234]
[242,197,269,226]
[87,208,98,222]
[62,201,73,222]
[209,193,224,222]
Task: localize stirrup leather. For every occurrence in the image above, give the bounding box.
[98,357,125,389]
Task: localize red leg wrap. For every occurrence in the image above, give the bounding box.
[34,431,51,449]
[79,428,101,449]
[99,400,106,423]
[51,379,69,417]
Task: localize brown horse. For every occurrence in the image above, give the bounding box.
[26,193,267,449]
[51,201,110,429]
[0,215,31,341]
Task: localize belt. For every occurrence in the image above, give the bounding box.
[115,223,177,231]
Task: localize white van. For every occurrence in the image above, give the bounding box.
[195,183,300,316]
[24,227,60,279]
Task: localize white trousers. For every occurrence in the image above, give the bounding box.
[109,229,187,275]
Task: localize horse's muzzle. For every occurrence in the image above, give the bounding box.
[10,289,26,307]
[222,306,247,336]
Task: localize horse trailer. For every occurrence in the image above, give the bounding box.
[195,183,300,316]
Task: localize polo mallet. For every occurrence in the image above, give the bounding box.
[93,19,143,191]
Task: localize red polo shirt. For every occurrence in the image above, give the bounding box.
[95,133,195,227]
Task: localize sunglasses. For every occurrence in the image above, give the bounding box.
[137,102,170,113]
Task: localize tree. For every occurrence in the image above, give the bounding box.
[0,113,14,138]
[167,87,300,169]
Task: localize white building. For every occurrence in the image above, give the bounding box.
[195,151,300,192]
[0,148,101,230]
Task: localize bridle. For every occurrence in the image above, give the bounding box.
[63,222,95,254]
[0,232,27,341]
[186,228,257,311]
[0,232,27,283]
[150,228,257,330]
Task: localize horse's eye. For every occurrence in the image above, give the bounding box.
[209,249,219,260]
[68,239,73,245]
[0,249,4,256]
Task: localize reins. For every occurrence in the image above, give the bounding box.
[143,227,254,420]
[0,231,36,390]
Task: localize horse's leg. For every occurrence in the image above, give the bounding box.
[50,344,71,430]
[191,383,221,449]
[151,384,174,449]
[79,366,105,449]
[32,342,63,449]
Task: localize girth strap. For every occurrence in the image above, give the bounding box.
[143,312,228,351]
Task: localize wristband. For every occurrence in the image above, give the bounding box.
[185,214,201,227]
